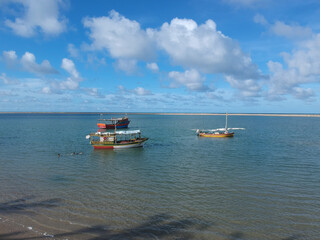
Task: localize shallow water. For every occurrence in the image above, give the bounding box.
[0,114,320,239]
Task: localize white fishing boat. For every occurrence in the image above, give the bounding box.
[86,130,148,149]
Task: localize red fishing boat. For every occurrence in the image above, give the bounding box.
[97,117,130,129]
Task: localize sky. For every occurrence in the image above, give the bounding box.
[0,0,320,113]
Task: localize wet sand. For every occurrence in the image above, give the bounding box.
[0,217,54,240]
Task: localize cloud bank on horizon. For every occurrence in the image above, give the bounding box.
[0,0,319,113]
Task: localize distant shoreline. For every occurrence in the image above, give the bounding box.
[0,112,319,117]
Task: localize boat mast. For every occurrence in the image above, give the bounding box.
[114,119,117,144]
[225,112,228,132]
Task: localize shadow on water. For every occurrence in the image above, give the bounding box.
[0,196,60,215]
[0,198,305,240]
[226,232,303,240]
[281,236,302,240]
[52,213,210,240]
[1,213,210,240]
[0,232,28,240]
[228,231,244,240]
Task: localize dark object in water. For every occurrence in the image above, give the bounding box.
[71,152,83,155]
[57,152,83,157]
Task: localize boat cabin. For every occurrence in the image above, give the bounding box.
[97,117,130,129]
[87,130,142,144]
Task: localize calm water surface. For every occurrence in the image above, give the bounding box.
[0,114,319,239]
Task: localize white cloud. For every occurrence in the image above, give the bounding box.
[254,15,313,40]
[84,87,105,98]
[2,50,18,67]
[52,58,81,90]
[67,44,79,58]
[41,58,82,93]
[283,35,320,76]
[168,69,208,91]
[150,18,261,79]
[114,59,137,74]
[252,16,319,100]
[41,86,51,94]
[87,54,106,66]
[225,75,261,97]
[56,77,79,90]
[118,85,125,92]
[146,62,159,72]
[225,0,259,5]
[292,87,314,100]
[3,50,57,75]
[21,52,58,74]
[83,10,154,61]
[253,14,268,26]
[270,21,313,40]
[268,61,303,95]
[267,34,320,100]
[4,0,67,37]
[132,87,152,96]
[0,73,19,84]
[224,0,269,8]
[61,58,79,78]
[1,51,76,96]
[118,85,152,96]
[82,11,262,91]
[19,77,46,90]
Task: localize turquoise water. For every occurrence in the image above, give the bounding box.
[0,114,320,239]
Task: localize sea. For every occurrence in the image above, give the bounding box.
[0,113,319,239]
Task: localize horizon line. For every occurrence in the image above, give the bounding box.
[0,112,320,117]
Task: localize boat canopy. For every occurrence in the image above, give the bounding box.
[87,130,141,138]
[115,130,140,135]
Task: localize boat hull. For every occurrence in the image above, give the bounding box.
[105,121,130,129]
[199,132,234,138]
[97,120,130,129]
[92,138,148,149]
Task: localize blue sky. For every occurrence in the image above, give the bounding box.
[0,0,320,113]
